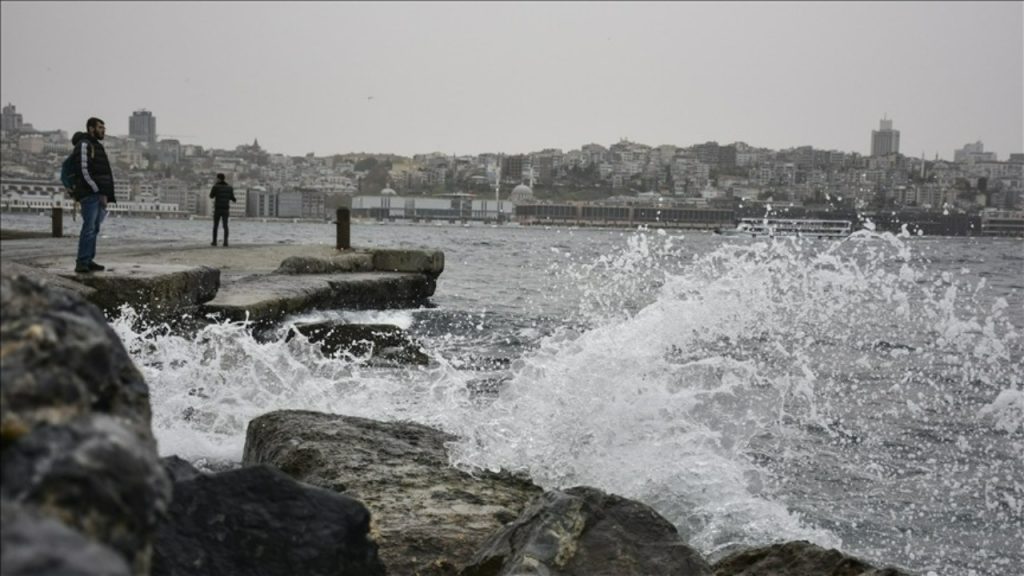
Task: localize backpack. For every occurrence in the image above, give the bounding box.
[60,149,80,200]
[61,141,94,201]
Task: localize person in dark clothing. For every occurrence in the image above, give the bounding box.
[74,117,116,273]
[209,173,236,246]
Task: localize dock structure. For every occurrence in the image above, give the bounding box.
[0,233,443,328]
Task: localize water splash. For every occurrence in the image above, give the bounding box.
[444,230,1022,570]
[110,228,1022,574]
[110,307,475,462]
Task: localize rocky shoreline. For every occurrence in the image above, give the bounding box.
[0,264,916,575]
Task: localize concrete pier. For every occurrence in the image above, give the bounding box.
[0,234,443,326]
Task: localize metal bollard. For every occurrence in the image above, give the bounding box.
[52,206,63,238]
[336,207,350,250]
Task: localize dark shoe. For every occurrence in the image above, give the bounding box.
[74,264,92,274]
[88,262,105,271]
[223,241,229,247]
[211,241,217,246]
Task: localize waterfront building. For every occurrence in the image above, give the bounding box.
[1,178,65,199]
[299,188,326,219]
[351,194,513,222]
[245,186,276,218]
[979,209,1024,236]
[277,189,303,218]
[510,183,534,202]
[0,178,182,216]
[156,178,196,213]
[515,201,733,229]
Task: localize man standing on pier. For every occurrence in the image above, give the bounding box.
[209,173,236,247]
[73,117,116,274]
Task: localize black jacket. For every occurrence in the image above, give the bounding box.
[209,181,236,212]
[74,134,116,202]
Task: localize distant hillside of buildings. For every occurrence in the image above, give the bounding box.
[2,104,1021,224]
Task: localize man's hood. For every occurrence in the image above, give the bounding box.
[71,131,86,145]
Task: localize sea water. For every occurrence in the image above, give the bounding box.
[4,212,1021,575]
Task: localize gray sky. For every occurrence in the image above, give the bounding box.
[2,1,1021,159]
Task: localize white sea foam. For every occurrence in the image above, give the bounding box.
[106,226,1023,573]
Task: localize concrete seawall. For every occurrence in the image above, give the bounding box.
[0,234,444,327]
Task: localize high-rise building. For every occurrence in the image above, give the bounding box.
[2,103,24,133]
[129,109,157,145]
[870,118,900,157]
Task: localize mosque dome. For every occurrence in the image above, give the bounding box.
[510,183,534,202]
[380,187,397,196]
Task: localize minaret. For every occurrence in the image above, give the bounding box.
[494,158,501,203]
[494,156,502,223]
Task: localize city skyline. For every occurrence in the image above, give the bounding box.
[1,103,1010,164]
[1,2,1021,159]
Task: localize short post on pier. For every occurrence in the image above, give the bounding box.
[51,206,63,238]
[336,207,350,250]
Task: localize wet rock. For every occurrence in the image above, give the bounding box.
[372,248,445,278]
[160,455,202,483]
[287,321,430,364]
[0,259,97,300]
[0,272,153,431]
[1,500,132,576]
[274,252,374,274]
[66,263,220,321]
[202,272,436,326]
[1,271,171,575]
[711,540,912,576]
[460,486,711,576]
[152,464,385,576]
[243,410,543,575]
[1,415,172,575]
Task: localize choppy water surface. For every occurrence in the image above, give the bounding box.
[5,213,1021,575]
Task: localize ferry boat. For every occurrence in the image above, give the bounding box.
[715,218,853,238]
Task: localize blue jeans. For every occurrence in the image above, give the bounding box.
[76,194,106,266]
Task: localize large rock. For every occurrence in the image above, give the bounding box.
[1,500,132,576]
[287,321,430,364]
[460,486,711,576]
[0,260,97,300]
[711,541,912,576]
[371,248,445,278]
[1,415,171,575]
[159,455,203,483]
[64,263,220,321]
[202,272,436,326]
[274,252,375,275]
[243,410,543,575]
[0,273,153,431]
[270,248,443,277]
[152,463,385,576]
[1,271,171,575]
